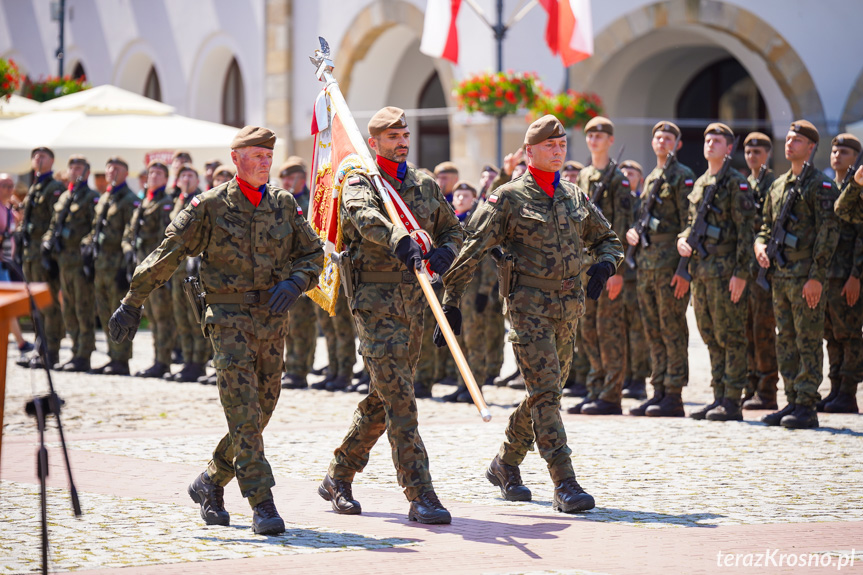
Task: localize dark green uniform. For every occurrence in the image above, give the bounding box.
[443,172,622,483]
[624,190,649,383]
[835,181,863,223]
[124,178,323,507]
[329,166,462,501]
[283,186,318,379]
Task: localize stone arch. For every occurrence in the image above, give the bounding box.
[840,71,863,130]
[113,40,161,97]
[187,33,250,125]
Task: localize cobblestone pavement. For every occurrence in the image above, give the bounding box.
[2,309,862,574]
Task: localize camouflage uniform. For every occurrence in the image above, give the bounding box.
[756,169,840,407]
[835,180,863,223]
[124,178,324,507]
[576,164,632,404]
[123,186,175,367]
[474,251,504,383]
[43,181,99,361]
[284,186,317,378]
[443,172,622,483]
[329,167,462,501]
[84,183,139,363]
[414,282,446,387]
[314,293,356,379]
[632,161,696,396]
[683,167,757,401]
[20,172,65,359]
[623,191,649,383]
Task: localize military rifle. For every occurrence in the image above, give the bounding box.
[839,148,863,193]
[753,164,768,209]
[674,135,740,282]
[624,152,676,269]
[46,177,84,255]
[589,146,625,208]
[82,191,114,281]
[755,144,818,291]
[13,179,39,266]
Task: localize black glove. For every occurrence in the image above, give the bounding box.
[422,246,456,275]
[268,278,303,314]
[585,261,615,301]
[109,303,143,343]
[475,293,489,313]
[432,305,462,348]
[40,241,59,280]
[394,235,423,272]
[80,244,95,281]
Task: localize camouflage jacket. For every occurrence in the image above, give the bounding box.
[124,177,324,339]
[828,176,863,279]
[122,186,174,262]
[747,168,776,276]
[340,166,462,316]
[577,164,632,250]
[681,167,757,280]
[458,203,496,297]
[83,183,139,270]
[293,186,311,216]
[756,167,840,283]
[21,173,64,261]
[834,180,863,224]
[43,181,99,265]
[442,172,623,322]
[633,160,696,270]
[168,188,202,278]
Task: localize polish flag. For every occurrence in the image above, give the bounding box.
[420,0,462,63]
[540,0,594,67]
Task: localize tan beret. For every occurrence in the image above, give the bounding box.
[204,158,222,169]
[452,180,477,195]
[620,160,643,174]
[177,162,198,177]
[67,154,88,166]
[213,165,236,178]
[789,120,819,144]
[562,160,584,171]
[525,115,566,146]
[147,160,169,176]
[832,133,861,154]
[704,122,733,139]
[106,156,129,169]
[434,161,459,176]
[584,116,614,136]
[652,121,681,139]
[231,126,277,150]
[172,149,192,161]
[744,132,772,149]
[279,156,307,177]
[368,106,408,137]
[31,146,54,159]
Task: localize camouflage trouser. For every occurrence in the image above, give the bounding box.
[22,258,64,356]
[314,295,356,378]
[330,306,432,501]
[745,280,779,397]
[284,294,317,377]
[94,261,132,362]
[480,295,506,380]
[415,284,446,384]
[59,261,95,359]
[824,277,863,392]
[580,285,627,403]
[691,276,748,400]
[772,277,825,407]
[206,325,283,508]
[500,311,575,484]
[458,286,482,387]
[569,322,590,384]
[171,273,210,364]
[623,278,650,380]
[637,268,689,391]
[146,283,175,366]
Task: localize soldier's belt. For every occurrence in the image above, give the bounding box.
[516,274,579,292]
[703,243,735,256]
[357,270,416,284]
[204,290,271,305]
[648,232,678,243]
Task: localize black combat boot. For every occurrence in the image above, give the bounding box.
[318,474,362,514]
[553,477,595,513]
[761,403,795,426]
[743,392,778,411]
[436,376,458,387]
[99,360,130,376]
[408,490,452,524]
[413,381,432,399]
[442,385,467,403]
[485,456,531,501]
[325,375,351,391]
[135,362,169,378]
[251,499,285,535]
[28,352,59,370]
[566,397,592,414]
[824,392,858,414]
[563,380,587,397]
[816,376,841,412]
[173,362,205,382]
[581,399,623,415]
[689,391,722,420]
[61,357,91,373]
[630,385,664,416]
[310,369,335,390]
[187,472,230,526]
[281,373,308,389]
[780,404,819,429]
[645,391,684,417]
[622,378,646,399]
[706,397,743,421]
[507,374,526,390]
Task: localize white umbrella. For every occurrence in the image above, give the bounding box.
[40,84,175,115]
[0,130,32,173]
[0,94,42,119]
[846,119,863,143]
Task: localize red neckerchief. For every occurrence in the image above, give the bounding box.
[376,156,405,184]
[145,185,165,201]
[529,166,557,197]
[237,177,264,207]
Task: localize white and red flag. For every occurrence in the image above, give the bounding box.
[420,0,462,63]
[539,0,594,67]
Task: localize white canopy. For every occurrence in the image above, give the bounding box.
[846,119,863,143]
[40,84,175,115]
[0,94,42,119]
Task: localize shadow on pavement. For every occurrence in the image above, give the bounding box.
[195,524,417,549]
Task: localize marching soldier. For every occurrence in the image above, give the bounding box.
[84,157,139,375]
[680,123,757,421]
[110,126,324,535]
[317,107,462,524]
[43,155,99,372]
[742,132,779,410]
[439,115,622,513]
[625,122,696,416]
[570,116,631,415]
[818,133,863,413]
[16,147,65,369]
[123,161,176,378]
[755,120,840,429]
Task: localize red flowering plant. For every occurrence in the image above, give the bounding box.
[0,58,23,101]
[22,74,90,102]
[528,89,604,130]
[453,71,540,117]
